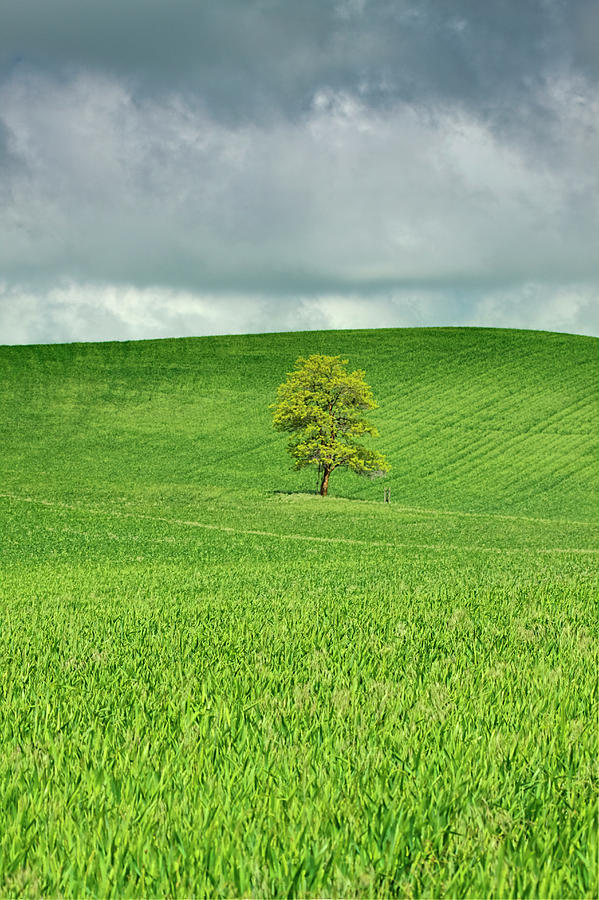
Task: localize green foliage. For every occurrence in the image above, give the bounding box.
[272,354,390,494]
[0,327,597,897]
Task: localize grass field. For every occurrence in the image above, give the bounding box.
[0,326,597,897]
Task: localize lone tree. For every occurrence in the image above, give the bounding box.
[271,354,390,496]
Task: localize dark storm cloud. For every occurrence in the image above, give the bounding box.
[1,0,596,124]
[0,0,597,343]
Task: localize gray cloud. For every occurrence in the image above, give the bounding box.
[2,281,597,346]
[0,1,597,343]
[1,71,596,285]
[2,1,596,124]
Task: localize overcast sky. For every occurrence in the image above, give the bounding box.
[1,0,598,344]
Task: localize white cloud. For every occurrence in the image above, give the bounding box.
[0,69,597,342]
[468,283,599,336]
[0,282,269,344]
[1,280,596,345]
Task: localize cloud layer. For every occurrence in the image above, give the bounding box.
[0,1,597,342]
[2,281,597,345]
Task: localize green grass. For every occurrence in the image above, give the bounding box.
[0,326,597,897]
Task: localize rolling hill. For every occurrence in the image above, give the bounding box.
[0,326,597,898]
[1,326,597,519]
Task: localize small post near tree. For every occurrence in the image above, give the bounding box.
[271,354,390,497]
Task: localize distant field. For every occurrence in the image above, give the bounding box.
[0,327,597,897]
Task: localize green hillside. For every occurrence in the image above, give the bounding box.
[1,326,597,519]
[0,327,597,899]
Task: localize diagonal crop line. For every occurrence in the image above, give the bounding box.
[1,492,597,555]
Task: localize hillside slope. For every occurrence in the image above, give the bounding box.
[0,326,597,898]
[1,327,596,521]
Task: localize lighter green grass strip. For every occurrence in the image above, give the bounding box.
[1,490,595,526]
[2,492,597,555]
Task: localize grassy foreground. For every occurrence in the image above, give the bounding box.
[0,326,597,898]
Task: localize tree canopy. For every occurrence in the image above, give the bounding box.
[271,354,390,496]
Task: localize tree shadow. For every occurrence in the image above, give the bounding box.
[272,489,321,496]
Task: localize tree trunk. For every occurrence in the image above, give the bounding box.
[320,467,331,496]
